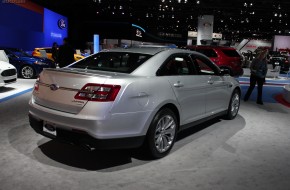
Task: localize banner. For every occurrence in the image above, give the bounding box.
[197,15,214,45]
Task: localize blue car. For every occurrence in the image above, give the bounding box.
[0,47,56,79]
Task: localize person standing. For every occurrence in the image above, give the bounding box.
[51,42,58,62]
[244,49,268,105]
[58,37,75,68]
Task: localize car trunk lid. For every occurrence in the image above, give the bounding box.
[33,68,111,114]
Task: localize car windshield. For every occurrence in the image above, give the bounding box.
[8,48,30,57]
[69,52,152,73]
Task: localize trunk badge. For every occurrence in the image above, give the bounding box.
[49,84,59,91]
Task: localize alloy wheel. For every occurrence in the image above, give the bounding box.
[154,115,176,153]
[21,66,34,79]
[231,92,240,117]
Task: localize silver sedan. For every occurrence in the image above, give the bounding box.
[29,47,241,158]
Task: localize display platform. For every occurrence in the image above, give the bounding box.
[0,79,35,103]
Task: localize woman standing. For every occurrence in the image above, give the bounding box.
[244,49,268,105]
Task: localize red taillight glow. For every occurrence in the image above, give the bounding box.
[74,83,121,102]
[34,77,40,91]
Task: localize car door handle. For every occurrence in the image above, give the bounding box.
[174,82,184,88]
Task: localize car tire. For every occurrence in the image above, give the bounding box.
[20,65,35,79]
[224,89,240,120]
[145,108,178,159]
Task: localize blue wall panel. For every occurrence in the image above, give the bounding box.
[0,4,67,51]
[0,3,44,50]
[0,25,44,51]
[0,3,43,32]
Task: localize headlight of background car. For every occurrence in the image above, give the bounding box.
[34,61,48,65]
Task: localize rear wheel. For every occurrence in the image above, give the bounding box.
[20,65,35,79]
[224,89,240,120]
[145,108,178,159]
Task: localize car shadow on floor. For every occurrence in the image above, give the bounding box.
[0,87,15,93]
[31,115,245,172]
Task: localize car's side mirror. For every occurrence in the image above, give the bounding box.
[220,69,230,76]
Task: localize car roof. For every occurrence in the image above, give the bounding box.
[102,47,197,55]
[102,47,174,55]
[187,45,235,50]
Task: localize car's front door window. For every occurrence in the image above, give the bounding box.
[159,55,194,76]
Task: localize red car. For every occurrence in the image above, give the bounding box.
[187,46,244,76]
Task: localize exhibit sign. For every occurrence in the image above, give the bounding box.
[273,35,290,51]
[44,8,68,46]
[197,15,214,45]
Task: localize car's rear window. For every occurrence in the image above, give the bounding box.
[69,52,152,73]
[221,49,240,57]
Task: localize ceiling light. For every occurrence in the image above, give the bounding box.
[196,0,200,4]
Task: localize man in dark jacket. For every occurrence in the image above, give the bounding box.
[58,38,75,68]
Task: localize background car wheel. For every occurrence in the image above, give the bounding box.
[145,108,178,159]
[20,65,35,79]
[224,89,240,120]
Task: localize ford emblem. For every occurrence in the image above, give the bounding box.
[49,84,59,91]
[58,19,66,29]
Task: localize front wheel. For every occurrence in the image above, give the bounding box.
[145,108,178,159]
[20,65,35,79]
[224,89,240,120]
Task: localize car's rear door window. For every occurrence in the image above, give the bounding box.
[158,55,194,76]
[197,49,218,58]
[221,49,240,57]
[70,52,152,73]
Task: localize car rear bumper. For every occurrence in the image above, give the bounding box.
[29,113,145,149]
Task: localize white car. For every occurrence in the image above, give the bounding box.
[0,50,17,87]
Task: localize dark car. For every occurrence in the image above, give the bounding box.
[269,51,289,72]
[187,45,244,76]
[0,48,56,79]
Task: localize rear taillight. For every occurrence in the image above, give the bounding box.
[34,77,40,91]
[74,83,121,102]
